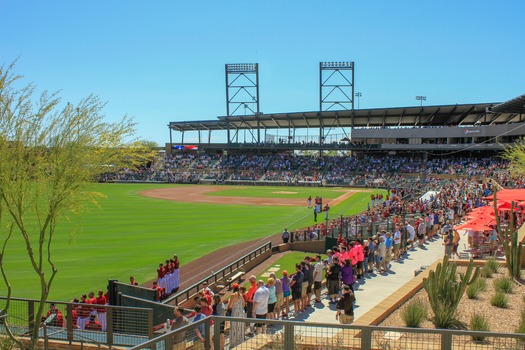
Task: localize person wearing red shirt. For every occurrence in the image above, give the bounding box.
[173,254,181,292]
[152,281,165,301]
[157,263,167,296]
[85,314,102,331]
[44,304,64,327]
[95,290,107,331]
[164,259,173,295]
[77,295,91,330]
[245,275,258,334]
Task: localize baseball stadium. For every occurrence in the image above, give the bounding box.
[2,62,525,350]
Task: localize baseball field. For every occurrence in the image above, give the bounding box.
[1,184,383,301]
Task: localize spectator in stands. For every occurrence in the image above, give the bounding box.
[252,280,269,334]
[44,303,64,327]
[280,271,291,319]
[289,264,304,316]
[201,282,214,297]
[212,294,225,349]
[152,281,164,301]
[85,314,102,331]
[336,285,356,324]
[129,276,138,286]
[266,278,277,320]
[270,272,283,319]
[245,275,258,328]
[171,307,189,350]
[192,305,206,350]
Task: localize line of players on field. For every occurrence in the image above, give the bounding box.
[153,254,181,301]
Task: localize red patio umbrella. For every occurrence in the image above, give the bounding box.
[454,222,493,231]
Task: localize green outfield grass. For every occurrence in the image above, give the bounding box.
[0,184,384,301]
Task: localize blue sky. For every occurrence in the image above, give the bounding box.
[2,1,524,145]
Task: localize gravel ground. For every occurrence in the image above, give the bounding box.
[379,266,525,333]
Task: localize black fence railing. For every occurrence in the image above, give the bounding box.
[163,241,272,306]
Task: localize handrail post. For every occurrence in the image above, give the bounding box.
[66,303,73,344]
[213,317,221,350]
[107,306,114,346]
[361,327,372,350]
[204,318,212,350]
[284,322,294,350]
[441,332,452,350]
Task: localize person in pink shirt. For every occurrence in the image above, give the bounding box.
[347,243,358,266]
[332,247,344,264]
[355,239,365,279]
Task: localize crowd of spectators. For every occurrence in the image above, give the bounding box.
[99,153,524,190]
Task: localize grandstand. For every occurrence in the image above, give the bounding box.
[168,95,525,155]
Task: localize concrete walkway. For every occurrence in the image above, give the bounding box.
[289,237,446,324]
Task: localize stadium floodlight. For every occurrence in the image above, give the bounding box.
[320,61,353,69]
[226,63,257,72]
[355,92,362,109]
[416,96,427,106]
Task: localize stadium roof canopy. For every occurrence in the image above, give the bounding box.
[169,96,525,132]
[489,93,525,114]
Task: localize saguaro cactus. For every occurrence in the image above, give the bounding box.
[423,256,480,328]
[493,191,523,280]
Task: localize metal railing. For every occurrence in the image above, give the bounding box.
[163,242,272,306]
[0,297,153,348]
[130,315,525,350]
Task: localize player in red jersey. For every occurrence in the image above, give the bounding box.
[95,290,107,331]
[173,254,180,292]
[77,295,91,330]
[157,263,167,295]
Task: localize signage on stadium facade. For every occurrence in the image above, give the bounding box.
[464,129,481,134]
[172,145,198,150]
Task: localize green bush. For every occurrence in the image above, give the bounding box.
[466,278,487,299]
[493,276,514,294]
[401,299,428,328]
[480,265,493,278]
[466,281,481,299]
[516,319,525,335]
[476,277,487,292]
[491,291,509,308]
[470,313,490,342]
[485,257,500,273]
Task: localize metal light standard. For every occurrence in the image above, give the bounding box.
[355,92,362,109]
[415,96,426,107]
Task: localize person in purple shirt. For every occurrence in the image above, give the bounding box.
[340,259,355,295]
[281,270,291,319]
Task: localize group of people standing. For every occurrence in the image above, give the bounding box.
[155,254,181,301]
[308,195,330,222]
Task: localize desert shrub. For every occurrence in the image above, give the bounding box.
[480,265,493,278]
[516,316,525,335]
[493,276,514,294]
[485,257,500,273]
[401,299,428,328]
[466,281,481,299]
[491,291,509,308]
[470,313,490,342]
[476,277,487,292]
